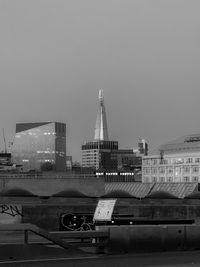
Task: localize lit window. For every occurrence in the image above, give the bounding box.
[175,167,181,176]
[174,158,184,164]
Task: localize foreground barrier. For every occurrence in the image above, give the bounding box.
[2,224,200,255]
[106,224,200,253]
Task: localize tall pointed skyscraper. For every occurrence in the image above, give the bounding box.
[82,90,118,170]
[94,89,109,141]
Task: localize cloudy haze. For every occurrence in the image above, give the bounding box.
[0,0,200,161]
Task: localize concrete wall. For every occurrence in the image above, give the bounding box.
[17,198,200,230]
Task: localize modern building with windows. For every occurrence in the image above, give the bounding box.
[12,122,66,172]
[82,90,118,170]
[142,134,200,183]
[82,140,118,169]
[138,139,148,156]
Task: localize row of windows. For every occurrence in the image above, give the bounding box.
[22,159,55,163]
[143,157,200,166]
[82,156,98,158]
[143,166,200,175]
[143,176,199,182]
[16,132,56,138]
[82,160,98,163]
[82,150,98,154]
[37,150,55,154]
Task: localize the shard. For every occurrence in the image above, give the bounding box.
[94,89,109,141]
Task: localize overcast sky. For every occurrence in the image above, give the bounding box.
[0,0,200,161]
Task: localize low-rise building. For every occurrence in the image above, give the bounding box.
[142,134,200,183]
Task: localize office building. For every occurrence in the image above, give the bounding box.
[142,134,200,183]
[99,149,141,171]
[82,90,118,169]
[82,140,118,169]
[12,122,66,172]
[138,139,148,156]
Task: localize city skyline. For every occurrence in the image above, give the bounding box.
[1,0,200,162]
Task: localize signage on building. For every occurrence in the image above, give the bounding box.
[93,199,116,221]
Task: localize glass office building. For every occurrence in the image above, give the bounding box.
[12,122,66,172]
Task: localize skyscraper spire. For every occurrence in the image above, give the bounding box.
[94,89,109,141]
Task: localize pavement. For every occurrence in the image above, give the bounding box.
[1,250,200,266]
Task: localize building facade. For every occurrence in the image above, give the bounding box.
[142,134,200,183]
[12,122,66,172]
[82,140,118,169]
[82,90,118,170]
[138,139,148,156]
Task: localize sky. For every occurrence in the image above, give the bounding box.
[0,0,200,161]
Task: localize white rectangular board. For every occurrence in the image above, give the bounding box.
[93,199,116,221]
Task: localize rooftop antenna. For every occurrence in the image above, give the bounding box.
[2,128,7,153]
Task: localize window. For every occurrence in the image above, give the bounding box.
[143,168,151,175]
[151,159,158,165]
[183,166,190,173]
[192,176,199,182]
[183,176,190,182]
[151,167,157,174]
[167,158,173,164]
[161,159,168,164]
[158,167,165,174]
[166,167,173,174]
[143,159,150,166]
[175,167,181,176]
[192,166,199,173]
[159,177,165,182]
[173,158,184,164]
[167,177,173,182]
[195,158,200,163]
[22,159,29,162]
[152,177,157,183]
[186,158,193,164]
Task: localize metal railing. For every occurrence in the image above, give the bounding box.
[0,223,109,249]
[0,173,97,179]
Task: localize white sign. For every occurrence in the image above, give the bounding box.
[93,199,116,221]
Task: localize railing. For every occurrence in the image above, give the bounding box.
[0,173,97,179]
[0,223,109,249]
[50,230,109,247]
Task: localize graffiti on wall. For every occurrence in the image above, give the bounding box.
[0,204,22,224]
[0,204,23,217]
[60,213,95,231]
